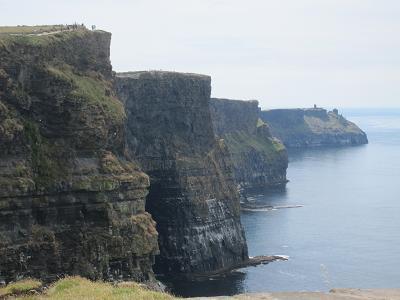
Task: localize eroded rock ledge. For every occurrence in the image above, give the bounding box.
[210,98,288,190]
[260,108,368,148]
[116,71,248,276]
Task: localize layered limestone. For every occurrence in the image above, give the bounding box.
[0,28,158,283]
[260,108,368,148]
[116,71,248,276]
[210,98,288,189]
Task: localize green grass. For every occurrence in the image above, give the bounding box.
[270,120,310,138]
[256,118,265,127]
[47,65,125,122]
[0,34,52,47]
[223,131,285,160]
[271,138,286,152]
[0,27,89,48]
[23,120,67,188]
[0,25,67,34]
[265,110,362,138]
[0,279,42,297]
[1,276,177,300]
[304,113,362,134]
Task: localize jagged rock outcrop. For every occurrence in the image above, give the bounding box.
[0,28,158,283]
[260,108,368,148]
[116,71,248,276]
[210,98,288,189]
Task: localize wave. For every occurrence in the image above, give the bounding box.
[241,204,303,212]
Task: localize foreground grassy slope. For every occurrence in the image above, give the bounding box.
[0,277,176,300]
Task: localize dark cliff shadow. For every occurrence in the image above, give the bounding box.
[159,271,246,297]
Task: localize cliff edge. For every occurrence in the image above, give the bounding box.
[260,108,368,148]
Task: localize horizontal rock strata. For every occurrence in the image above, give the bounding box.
[0,29,158,283]
[116,71,248,276]
[210,98,288,189]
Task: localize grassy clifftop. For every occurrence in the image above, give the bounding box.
[0,27,125,189]
[0,277,176,300]
[260,108,368,148]
[0,26,112,77]
[0,25,74,34]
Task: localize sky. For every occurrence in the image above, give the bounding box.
[1,0,399,109]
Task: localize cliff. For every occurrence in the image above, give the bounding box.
[210,98,288,189]
[116,71,248,276]
[260,108,368,148]
[0,28,158,283]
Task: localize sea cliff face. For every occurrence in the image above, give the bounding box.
[116,72,248,276]
[0,29,158,283]
[210,98,288,189]
[260,108,368,148]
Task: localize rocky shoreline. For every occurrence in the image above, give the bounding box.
[185,255,289,281]
[241,203,303,212]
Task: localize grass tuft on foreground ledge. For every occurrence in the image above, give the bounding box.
[0,276,177,300]
[0,279,42,297]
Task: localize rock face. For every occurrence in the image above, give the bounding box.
[260,108,368,148]
[116,72,248,276]
[210,98,288,189]
[0,29,158,283]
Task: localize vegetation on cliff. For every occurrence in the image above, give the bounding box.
[46,64,124,122]
[260,108,368,148]
[0,27,90,49]
[223,130,285,159]
[210,98,288,189]
[0,27,159,284]
[0,25,72,34]
[0,27,126,190]
[0,277,176,300]
[0,278,42,297]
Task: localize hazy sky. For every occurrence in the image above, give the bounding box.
[1,0,399,109]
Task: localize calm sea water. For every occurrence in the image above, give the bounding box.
[169,109,400,297]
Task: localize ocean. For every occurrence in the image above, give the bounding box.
[169,109,400,297]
